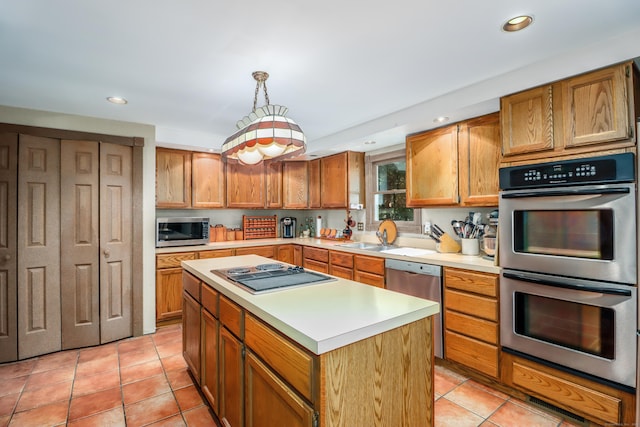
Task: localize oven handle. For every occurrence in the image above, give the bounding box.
[502,272,633,296]
[501,187,630,199]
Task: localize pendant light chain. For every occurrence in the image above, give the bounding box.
[251,71,270,112]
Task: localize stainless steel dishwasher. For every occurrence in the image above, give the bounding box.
[385,258,443,358]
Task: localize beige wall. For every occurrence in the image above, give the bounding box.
[0,105,158,334]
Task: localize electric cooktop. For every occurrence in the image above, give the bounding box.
[212,263,336,294]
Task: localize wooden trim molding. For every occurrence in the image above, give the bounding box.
[0,122,144,147]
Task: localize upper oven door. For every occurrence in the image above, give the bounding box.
[499,183,636,284]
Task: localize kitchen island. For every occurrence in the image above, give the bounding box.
[182,254,440,427]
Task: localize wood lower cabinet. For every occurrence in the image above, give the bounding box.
[354,255,385,288]
[329,251,353,280]
[501,351,636,426]
[245,351,315,427]
[443,267,500,379]
[199,249,235,259]
[276,244,301,265]
[501,61,638,164]
[302,247,329,273]
[219,296,244,427]
[156,252,197,325]
[235,246,275,259]
[182,290,201,384]
[201,284,219,412]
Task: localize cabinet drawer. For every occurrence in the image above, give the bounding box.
[444,268,497,297]
[303,258,328,274]
[511,362,621,424]
[219,295,244,339]
[354,271,384,288]
[235,245,275,258]
[445,330,498,378]
[157,252,197,269]
[201,284,218,317]
[303,246,329,263]
[330,264,353,280]
[354,255,384,275]
[182,271,200,302]
[445,310,498,345]
[445,289,497,322]
[245,314,316,403]
[198,249,235,259]
[330,251,353,268]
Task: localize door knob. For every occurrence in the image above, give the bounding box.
[103,249,110,258]
[1,254,9,262]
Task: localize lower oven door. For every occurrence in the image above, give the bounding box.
[501,269,637,389]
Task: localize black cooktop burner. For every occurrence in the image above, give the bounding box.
[211,264,335,294]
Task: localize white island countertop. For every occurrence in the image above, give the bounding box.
[182,254,440,355]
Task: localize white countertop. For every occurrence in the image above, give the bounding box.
[161,237,501,274]
[182,255,441,355]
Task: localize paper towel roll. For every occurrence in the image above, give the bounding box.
[316,216,322,237]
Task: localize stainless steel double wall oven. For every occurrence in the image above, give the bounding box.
[499,153,637,391]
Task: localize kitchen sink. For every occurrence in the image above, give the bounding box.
[336,242,390,252]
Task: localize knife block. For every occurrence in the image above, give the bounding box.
[437,233,461,253]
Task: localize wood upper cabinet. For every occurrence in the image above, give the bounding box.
[226,161,266,208]
[562,63,635,148]
[308,159,321,208]
[406,124,459,206]
[501,61,638,164]
[156,148,191,208]
[265,161,283,208]
[282,161,309,208]
[320,151,364,209]
[458,113,501,206]
[500,85,555,158]
[192,152,225,208]
[407,113,500,207]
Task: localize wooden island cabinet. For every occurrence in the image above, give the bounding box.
[182,255,437,427]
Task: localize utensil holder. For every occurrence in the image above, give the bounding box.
[437,233,461,253]
[461,238,480,256]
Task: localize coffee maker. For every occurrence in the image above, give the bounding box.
[280,217,297,238]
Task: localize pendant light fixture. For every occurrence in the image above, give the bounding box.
[221,71,306,165]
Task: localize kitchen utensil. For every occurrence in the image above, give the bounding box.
[461,238,480,256]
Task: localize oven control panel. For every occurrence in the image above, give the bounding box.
[499,153,635,189]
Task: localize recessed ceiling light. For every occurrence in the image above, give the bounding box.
[433,116,449,124]
[502,15,533,32]
[106,96,128,105]
[364,140,376,145]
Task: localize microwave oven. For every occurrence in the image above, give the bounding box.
[156,217,210,247]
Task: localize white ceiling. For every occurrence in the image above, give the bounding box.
[1,1,640,157]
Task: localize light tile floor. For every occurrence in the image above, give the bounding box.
[0,324,584,427]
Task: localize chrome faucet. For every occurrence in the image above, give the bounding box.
[376,229,389,246]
